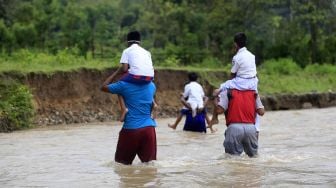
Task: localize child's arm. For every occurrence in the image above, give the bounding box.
[109,63,129,82]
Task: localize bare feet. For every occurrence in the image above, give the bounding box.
[168,124,177,130]
[208,126,218,133]
[119,108,128,122]
[207,118,219,133]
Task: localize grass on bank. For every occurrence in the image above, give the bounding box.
[0,50,335,94]
[0,49,116,73]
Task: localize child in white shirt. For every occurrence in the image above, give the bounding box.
[168,72,212,131]
[108,31,156,122]
[209,32,262,131]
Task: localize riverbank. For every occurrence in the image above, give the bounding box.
[1,68,336,126]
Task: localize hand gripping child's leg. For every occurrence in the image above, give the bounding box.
[118,95,128,122]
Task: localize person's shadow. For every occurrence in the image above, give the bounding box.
[114,163,158,187]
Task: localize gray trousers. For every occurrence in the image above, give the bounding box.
[223,123,258,157]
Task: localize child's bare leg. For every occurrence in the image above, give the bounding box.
[205,112,211,125]
[151,100,158,119]
[209,97,220,126]
[208,89,221,126]
[168,112,183,130]
[118,95,128,122]
[204,111,217,133]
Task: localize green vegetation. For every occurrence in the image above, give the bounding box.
[0,49,117,73]
[0,79,34,132]
[258,59,336,94]
[0,0,335,66]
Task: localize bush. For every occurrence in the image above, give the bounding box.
[259,58,301,75]
[304,64,336,75]
[0,79,34,132]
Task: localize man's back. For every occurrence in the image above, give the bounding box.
[225,89,256,125]
[107,81,156,129]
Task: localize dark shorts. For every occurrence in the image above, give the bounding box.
[182,109,207,133]
[120,73,153,84]
[115,126,156,165]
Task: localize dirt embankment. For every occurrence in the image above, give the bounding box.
[4,69,336,126]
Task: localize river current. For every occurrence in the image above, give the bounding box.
[1,107,336,187]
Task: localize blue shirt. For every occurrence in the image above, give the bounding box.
[107,81,157,129]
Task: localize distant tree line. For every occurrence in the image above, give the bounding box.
[0,0,335,66]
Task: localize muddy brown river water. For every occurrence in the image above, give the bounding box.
[1,107,336,187]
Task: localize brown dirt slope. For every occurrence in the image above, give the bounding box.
[2,68,336,125]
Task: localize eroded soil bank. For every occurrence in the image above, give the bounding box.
[2,69,336,125]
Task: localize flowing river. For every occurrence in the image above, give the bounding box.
[1,107,336,187]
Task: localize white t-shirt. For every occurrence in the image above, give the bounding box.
[120,44,154,77]
[231,47,256,78]
[183,81,205,109]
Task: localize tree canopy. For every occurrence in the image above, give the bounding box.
[0,0,335,66]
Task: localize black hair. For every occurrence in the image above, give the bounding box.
[234,32,247,48]
[188,72,198,82]
[127,31,141,44]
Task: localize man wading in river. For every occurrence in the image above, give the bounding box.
[212,89,265,157]
[101,74,157,164]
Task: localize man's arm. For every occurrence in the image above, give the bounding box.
[101,64,128,92]
[256,95,265,116]
[180,94,191,109]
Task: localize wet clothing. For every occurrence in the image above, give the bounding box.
[115,126,156,165]
[181,109,207,133]
[223,123,258,157]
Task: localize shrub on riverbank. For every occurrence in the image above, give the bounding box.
[0,79,34,132]
[258,58,336,94]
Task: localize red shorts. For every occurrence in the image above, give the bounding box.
[115,126,157,165]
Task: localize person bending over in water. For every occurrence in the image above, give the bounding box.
[168,72,214,132]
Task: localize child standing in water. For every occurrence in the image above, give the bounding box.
[208,32,262,131]
[109,31,156,122]
[168,72,213,132]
